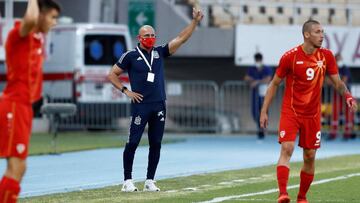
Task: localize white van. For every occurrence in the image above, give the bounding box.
[43,23,132,103]
[0,22,133,128]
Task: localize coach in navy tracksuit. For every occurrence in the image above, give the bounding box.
[108,8,203,192]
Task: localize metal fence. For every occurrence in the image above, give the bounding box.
[46,98,131,130]
[165,81,219,132]
[46,80,359,134]
[220,81,284,133]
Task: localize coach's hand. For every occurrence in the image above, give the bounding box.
[192,7,204,22]
[125,90,143,103]
[260,111,268,129]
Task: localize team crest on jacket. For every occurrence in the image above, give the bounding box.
[134,116,141,125]
[153,51,159,59]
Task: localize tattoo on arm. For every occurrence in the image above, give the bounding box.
[338,82,349,96]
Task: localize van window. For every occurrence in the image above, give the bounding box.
[84,35,127,66]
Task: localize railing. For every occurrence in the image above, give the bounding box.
[220,81,284,133]
[166,81,220,132]
[46,80,360,135]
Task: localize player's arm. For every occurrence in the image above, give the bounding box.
[108,65,143,103]
[328,74,357,111]
[168,8,203,55]
[260,74,283,128]
[20,0,40,37]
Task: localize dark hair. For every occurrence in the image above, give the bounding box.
[302,19,320,35]
[254,52,263,61]
[38,0,61,13]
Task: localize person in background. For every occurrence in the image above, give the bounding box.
[244,52,272,139]
[328,53,356,140]
[0,0,60,202]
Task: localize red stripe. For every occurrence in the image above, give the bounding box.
[43,73,74,81]
[0,73,74,81]
[0,73,129,82]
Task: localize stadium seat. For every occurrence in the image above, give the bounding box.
[329,0,346,3]
[283,6,295,16]
[312,8,330,24]
[348,0,360,3]
[211,5,234,28]
[248,4,269,24]
[351,10,360,26]
[268,5,293,24]
[296,7,312,24]
[313,0,329,3]
[330,8,347,25]
[277,0,294,2]
[194,0,360,27]
[295,0,312,3]
[229,6,240,20]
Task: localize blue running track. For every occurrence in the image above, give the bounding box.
[0,135,360,197]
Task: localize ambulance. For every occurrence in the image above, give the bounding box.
[43,23,132,104]
[0,22,133,127]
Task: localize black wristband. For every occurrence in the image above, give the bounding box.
[121,86,128,93]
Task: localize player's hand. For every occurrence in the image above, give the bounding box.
[345,93,358,112]
[346,97,358,112]
[125,90,143,103]
[260,111,268,129]
[192,7,204,22]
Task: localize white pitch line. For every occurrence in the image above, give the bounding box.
[233,198,348,202]
[196,173,360,203]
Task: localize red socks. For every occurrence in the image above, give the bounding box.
[298,171,314,200]
[277,165,290,195]
[0,176,20,203]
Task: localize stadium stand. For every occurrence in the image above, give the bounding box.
[179,0,360,27]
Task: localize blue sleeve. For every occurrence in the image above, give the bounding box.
[246,67,255,79]
[115,51,131,71]
[263,66,273,76]
[344,67,351,78]
[157,44,171,58]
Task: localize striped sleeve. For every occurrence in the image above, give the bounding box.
[115,50,132,71]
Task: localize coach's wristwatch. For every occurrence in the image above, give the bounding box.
[121,86,128,93]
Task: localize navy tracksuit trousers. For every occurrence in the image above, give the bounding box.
[123,101,166,180]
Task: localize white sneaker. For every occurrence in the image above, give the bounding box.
[143,179,160,192]
[121,179,138,192]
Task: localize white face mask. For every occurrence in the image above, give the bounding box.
[337,61,344,68]
[255,62,262,68]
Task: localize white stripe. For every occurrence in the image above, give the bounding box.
[136,46,154,72]
[196,173,360,203]
[118,50,132,64]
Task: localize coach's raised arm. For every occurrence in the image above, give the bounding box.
[168,7,204,55]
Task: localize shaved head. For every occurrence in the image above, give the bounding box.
[137,25,156,50]
[138,25,155,36]
[302,20,320,36]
